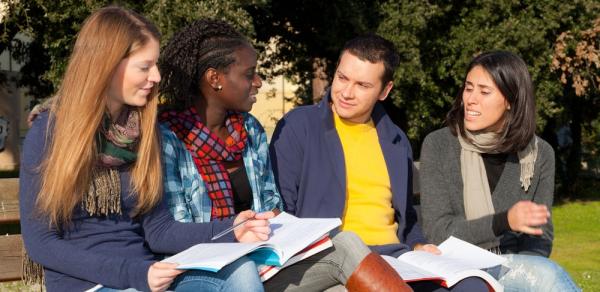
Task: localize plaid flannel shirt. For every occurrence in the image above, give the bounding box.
[160,113,283,223]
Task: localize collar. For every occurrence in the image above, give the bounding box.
[318,89,404,144]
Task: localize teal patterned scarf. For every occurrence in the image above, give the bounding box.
[83,107,140,216]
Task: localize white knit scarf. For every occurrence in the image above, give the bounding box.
[458,128,538,220]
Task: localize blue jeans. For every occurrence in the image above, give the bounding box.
[485,254,580,292]
[97,256,263,292]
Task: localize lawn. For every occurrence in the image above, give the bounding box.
[551,200,600,292]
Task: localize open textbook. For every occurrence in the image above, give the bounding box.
[256,235,333,281]
[383,236,506,292]
[162,212,341,274]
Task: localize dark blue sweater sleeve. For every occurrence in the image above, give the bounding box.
[141,199,236,254]
[19,117,153,291]
[269,113,304,215]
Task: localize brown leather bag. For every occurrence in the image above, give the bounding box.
[346,252,413,292]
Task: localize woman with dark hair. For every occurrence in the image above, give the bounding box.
[158,19,412,292]
[19,6,270,292]
[419,51,580,291]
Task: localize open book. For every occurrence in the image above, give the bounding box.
[383,236,506,292]
[257,235,333,281]
[162,212,341,273]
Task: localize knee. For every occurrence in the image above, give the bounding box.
[222,256,263,289]
[505,254,575,290]
[227,256,260,276]
[526,256,566,280]
[331,231,370,256]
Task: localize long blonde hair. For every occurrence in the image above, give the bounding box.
[38,6,162,226]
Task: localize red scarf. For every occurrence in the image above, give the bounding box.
[160,107,247,219]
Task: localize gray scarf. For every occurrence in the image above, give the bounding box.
[458,129,538,220]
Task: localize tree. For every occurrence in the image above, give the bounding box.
[552,17,600,196]
[246,0,382,104]
[378,0,600,160]
[0,0,259,101]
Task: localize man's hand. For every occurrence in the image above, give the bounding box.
[413,243,441,255]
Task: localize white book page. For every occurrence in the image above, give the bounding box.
[382,255,441,282]
[397,236,506,291]
[437,236,506,269]
[398,250,476,279]
[163,243,260,271]
[262,212,341,263]
[161,213,340,272]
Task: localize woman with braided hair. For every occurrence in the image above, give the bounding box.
[158,19,412,292]
[19,6,270,292]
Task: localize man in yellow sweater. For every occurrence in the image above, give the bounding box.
[270,34,489,291]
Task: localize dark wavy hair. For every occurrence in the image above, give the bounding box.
[446,51,536,153]
[158,19,249,110]
[338,33,400,86]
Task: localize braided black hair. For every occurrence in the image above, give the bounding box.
[158,19,249,110]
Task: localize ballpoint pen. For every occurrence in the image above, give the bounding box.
[211,218,250,241]
[211,209,281,241]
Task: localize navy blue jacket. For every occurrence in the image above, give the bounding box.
[269,92,426,257]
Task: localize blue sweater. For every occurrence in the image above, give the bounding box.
[269,91,426,257]
[19,112,236,292]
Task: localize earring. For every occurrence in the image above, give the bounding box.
[215,85,223,91]
[507,105,511,110]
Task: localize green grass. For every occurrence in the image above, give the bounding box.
[551,200,600,292]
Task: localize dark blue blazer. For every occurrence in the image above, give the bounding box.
[269,91,426,257]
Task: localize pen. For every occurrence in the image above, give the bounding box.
[211,209,281,241]
[211,218,250,241]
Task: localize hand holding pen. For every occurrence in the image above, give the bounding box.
[213,209,279,242]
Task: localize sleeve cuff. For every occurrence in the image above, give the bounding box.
[211,218,237,243]
[492,210,510,236]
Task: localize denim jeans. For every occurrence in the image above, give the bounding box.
[96,256,263,292]
[485,254,581,292]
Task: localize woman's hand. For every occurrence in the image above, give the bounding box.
[507,200,550,235]
[147,262,184,292]
[413,243,441,255]
[233,210,275,242]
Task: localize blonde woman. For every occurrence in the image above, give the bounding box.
[19,6,271,292]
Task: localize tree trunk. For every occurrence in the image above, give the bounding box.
[565,100,582,198]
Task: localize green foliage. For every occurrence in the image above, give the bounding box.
[247,0,382,104]
[0,0,258,102]
[144,0,260,44]
[378,0,600,153]
[2,0,600,197]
